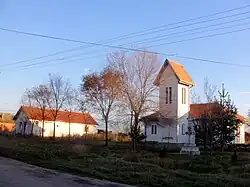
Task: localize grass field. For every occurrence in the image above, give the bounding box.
[0,136,250,187]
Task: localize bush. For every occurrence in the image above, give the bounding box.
[159,146,167,158]
[123,152,140,162]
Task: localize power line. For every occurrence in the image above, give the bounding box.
[0,27,179,58]
[3,25,250,71]
[113,10,250,40]
[176,55,250,67]
[94,4,250,41]
[131,16,250,45]
[0,14,250,70]
[0,46,85,67]
[2,53,110,72]
[148,26,250,48]
[3,17,250,69]
[3,48,250,73]
[2,24,250,71]
[1,4,250,67]
[1,10,249,47]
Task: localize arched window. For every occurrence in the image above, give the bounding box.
[181,123,185,135]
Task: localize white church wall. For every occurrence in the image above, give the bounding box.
[159,65,178,118]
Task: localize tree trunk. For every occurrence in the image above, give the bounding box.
[132,115,139,151]
[105,119,108,147]
[42,110,45,138]
[42,120,45,138]
[221,117,224,152]
[30,121,34,136]
[53,121,56,139]
[204,122,208,155]
[68,120,71,140]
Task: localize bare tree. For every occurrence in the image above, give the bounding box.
[21,90,37,135]
[193,77,218,154]
[64,87,79,139]
[81,67,121,146]
[47,73,70,139]
[108,51,160,150]
[22,85,51,136]
[191,88,201,104]
[204,77,217,103]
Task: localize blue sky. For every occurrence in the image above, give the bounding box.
[0,0,250,117]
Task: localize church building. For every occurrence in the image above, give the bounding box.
[141,59,248,145]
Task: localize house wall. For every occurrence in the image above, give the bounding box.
[234,123,246,144]
[31,120,97,137]
[145,122,177,143]
[15,110,31,134]
[15,112,97,137]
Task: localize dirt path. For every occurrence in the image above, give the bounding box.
[0,157,135,187]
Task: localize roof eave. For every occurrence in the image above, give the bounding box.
[179,80,195,87]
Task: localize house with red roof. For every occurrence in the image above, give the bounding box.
[13,106,98,137]
[141,59,248,145]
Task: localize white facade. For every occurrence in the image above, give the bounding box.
[234,123,246,144]
[15,110,97,137]
[145,62,192,144]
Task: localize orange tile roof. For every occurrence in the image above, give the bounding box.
[190,103,249,123]
[13,106,97,125]
[0,123,15,132]
[154,59,195,86]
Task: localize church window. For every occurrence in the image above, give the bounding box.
[181,123,185,135]
[169,87,172,104]
[182,88,186,104]
[166,87,172,104]
[166,87,168,104]
[151,125,157,134]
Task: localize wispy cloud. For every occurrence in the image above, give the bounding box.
[240,92,250,95]
[243,104,250,107]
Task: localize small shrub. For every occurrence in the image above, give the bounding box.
[159,147,167,158]
[231,149,238,163]
[123,152,140,162]
[72,144,90,154]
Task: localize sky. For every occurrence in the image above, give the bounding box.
[0,0,250,117]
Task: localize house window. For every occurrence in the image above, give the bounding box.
[23,121,27,134]
[151,125,157,134]
[181,123,185,135]
[182,88,186,104]
[19,122,22,131]
[166,87,172,104]
[166,87,168,104]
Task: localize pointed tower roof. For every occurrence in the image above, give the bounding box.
[154,59,195,86]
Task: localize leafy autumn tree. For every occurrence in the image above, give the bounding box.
[108,51,160,150]
[81,67,121,146]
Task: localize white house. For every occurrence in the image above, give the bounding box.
[141,59,248,145]
[13,106,98,137]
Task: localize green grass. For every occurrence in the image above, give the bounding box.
[0,136,250,187]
